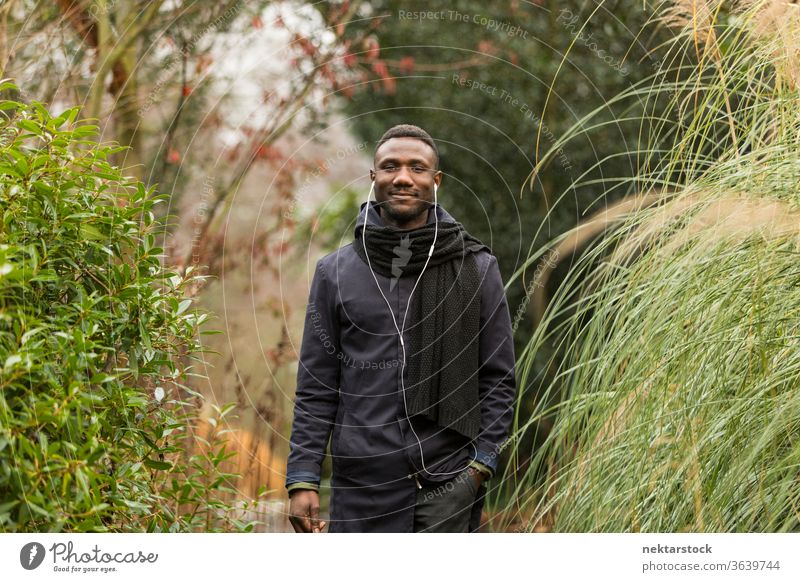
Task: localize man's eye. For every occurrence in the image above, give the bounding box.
[382,166,398,172]
[412,166,426,173]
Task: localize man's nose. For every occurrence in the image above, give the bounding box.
[393,167,414,186]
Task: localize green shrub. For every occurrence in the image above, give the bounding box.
[0,81,258,532]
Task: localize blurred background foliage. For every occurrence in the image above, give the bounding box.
[336,0,666,272]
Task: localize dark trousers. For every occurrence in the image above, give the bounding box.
[412,468,486,532]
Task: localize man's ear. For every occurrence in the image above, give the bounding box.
[434,171,443,188]
[369,168,375,181]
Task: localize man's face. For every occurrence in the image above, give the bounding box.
[369,137,442,228]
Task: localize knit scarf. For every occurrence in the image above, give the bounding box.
[353,213,489,440]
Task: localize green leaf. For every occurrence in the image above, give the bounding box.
[72,124,99,137]
[17,119,42,135]
[80,224,105,241]
[122,499,150,511]
[52,107,79,129]
[25,500,52,518]
[89,503,110,514]
[4,354,21,369]
[90,373,116,384]
[0,500,20,513]
[143,459,173,471]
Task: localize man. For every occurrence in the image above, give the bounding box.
[285,124,516,533]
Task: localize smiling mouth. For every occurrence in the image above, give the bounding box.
[390,191,417,198]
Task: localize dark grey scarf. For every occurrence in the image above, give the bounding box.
[353,215,489,440]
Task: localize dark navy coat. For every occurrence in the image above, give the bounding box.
[285,201,517,532]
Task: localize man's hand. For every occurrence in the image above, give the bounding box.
[288,490,326,533]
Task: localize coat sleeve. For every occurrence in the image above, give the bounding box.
[285,260,341,490]
[473,254,517,477]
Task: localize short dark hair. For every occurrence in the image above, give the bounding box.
[374,124,439,169]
